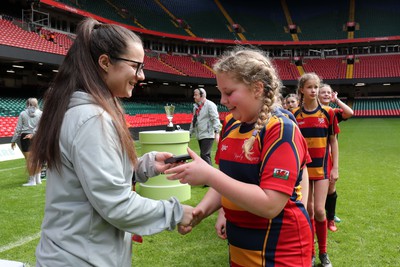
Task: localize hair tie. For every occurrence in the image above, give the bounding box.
[252,130,258,137]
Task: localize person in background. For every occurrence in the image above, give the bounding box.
[11,97,42,186]
[285,93,299,112]
[278,93,288,110]
[319,83,353,232]
[293,73,339,267]
[189,88,221,166]
[28,18,193,267]
[166,46,312,266]
[48,31,55,43]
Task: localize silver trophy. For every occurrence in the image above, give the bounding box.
[164,104,175,131]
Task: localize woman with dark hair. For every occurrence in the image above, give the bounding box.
[29,18,193,267]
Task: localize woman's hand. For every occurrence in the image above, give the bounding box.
[165,147,215,186]
[179,205,194,226]
[23,134,33,139]
[154,152,194,174]
[153,152,174,173]
[177,205,206,235]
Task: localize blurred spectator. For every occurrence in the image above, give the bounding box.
[11,98,43,186]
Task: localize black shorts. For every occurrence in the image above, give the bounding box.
[20,133,32,152]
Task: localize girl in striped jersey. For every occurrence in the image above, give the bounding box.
[292,73,340,267]
[166,47,312,267]
[319,83,353,232]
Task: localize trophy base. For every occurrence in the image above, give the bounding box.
[166,125,175,132]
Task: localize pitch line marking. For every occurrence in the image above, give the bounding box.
[0,232,41,253]
[0,166,25,172]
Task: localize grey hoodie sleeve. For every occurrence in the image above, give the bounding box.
[11,112,24,143]
[70,113,183,236]
[134,151,159,183]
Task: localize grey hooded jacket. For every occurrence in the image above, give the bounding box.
[36,92,183,267]
[11,107,42,142]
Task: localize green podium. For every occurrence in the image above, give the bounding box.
[137,130,191,202]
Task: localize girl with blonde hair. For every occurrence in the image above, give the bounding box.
[292,73,339,267]
[319,83,353,232]
[166,46,312,266]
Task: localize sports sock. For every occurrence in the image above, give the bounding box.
[315,219,328,254]
[325,191,337,221]
[311,219,315,256]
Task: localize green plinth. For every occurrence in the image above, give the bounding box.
[137,130,191,202]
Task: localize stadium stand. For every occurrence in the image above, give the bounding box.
[0,97,32,137]
[144,54,184,76]
[159,54,215,78]
[0,1,399,140]
[354,0,400,38]
[1,94,399,138]
[353,54,400,79]
[0,18,67,55]
[39,28,74,51]
[219,0,290,41]
[272,59,299,81]
[0,98,229,137]
[104,0,189,36]
[302,57,347,80]
[4,15,398,81]
[352,97,400,117]
[285,0,349,41]
[46,0,400,41]
[158,0,233,39]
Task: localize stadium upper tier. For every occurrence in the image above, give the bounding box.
[1,15,400,80]
[0,18,68,55]
[3,14,400,81]
[53,0,400,41]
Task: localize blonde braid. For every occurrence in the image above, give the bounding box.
[242,58,281,160]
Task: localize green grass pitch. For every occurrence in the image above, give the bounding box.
[0,118,399,266]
